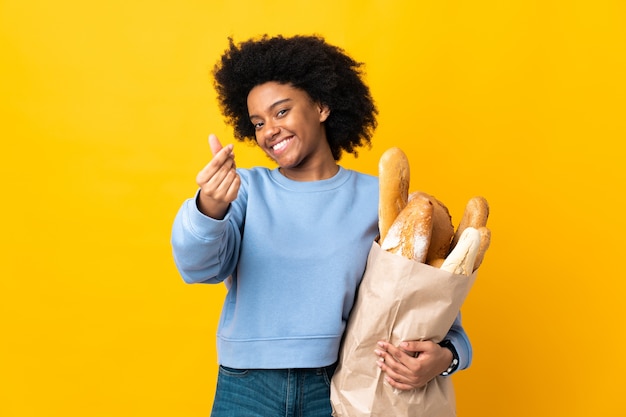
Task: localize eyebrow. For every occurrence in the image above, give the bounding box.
[249,98,292,120]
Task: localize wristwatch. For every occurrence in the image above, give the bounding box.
[438,339,460,376]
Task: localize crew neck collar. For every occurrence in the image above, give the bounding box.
[269,166,351,191]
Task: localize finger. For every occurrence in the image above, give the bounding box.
[201,161,238,200]
[380,342,414,363]
[399,340,428,355]
[196,151,235,186]
[211,169,240,200]
[375,347,408,376]
[376,354,410,385]
[383,374,416,391]
[376,342,403,365]
[224,172,241,201]
[377,354,429,391]
[208,134,223,156]
[197,142,235,183]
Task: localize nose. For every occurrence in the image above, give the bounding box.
[262,120,280,142]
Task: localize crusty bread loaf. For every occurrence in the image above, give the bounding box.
[378,147,410,243]
[409,192,455,266]
[451,196,489,250]
[380,192,433,262]
[473,226,491,271]
[377,147,490,271]
[440,227,481,276]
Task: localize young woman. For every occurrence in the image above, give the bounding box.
[171,34,472,417]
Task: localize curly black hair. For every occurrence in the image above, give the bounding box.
[212,34,378,161]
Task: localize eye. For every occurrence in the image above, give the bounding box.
[277,108,289,118]
[252,120,264,130]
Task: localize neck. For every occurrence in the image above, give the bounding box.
[279,163,339,182]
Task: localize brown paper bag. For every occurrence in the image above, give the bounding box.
[331,242,478,417]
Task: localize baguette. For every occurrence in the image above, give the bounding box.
[473,226,491,271]
[378,147,410,243]
[440,227,481,276]
[380,192,433,263]
[451,196,489,250]
[409,192,455,266]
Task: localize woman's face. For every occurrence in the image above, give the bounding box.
[247,81,334,179]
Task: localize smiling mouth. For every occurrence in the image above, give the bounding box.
[272,137,292,152]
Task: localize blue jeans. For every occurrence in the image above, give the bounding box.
[210,363,337,417]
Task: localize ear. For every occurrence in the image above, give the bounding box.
[318,103,331,122]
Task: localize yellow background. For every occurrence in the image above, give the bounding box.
[1,0,625,416]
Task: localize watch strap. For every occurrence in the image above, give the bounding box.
[438,339,460,376]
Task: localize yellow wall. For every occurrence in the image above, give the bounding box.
[1,0,625,416]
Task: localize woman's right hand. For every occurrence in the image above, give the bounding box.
[195,134,241,219]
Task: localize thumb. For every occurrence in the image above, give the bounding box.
[208,134,223,156]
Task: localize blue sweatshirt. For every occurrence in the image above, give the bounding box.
[171,167,472,370]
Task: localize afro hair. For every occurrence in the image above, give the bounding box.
[212,34,378,160]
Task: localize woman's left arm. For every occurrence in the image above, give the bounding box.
[374,313,472,391]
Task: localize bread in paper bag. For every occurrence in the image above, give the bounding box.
[330,243,477,417]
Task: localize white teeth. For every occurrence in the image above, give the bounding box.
[273,138,290,151]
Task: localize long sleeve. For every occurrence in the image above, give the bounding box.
[171,167,380,368]
[443,313,472,372]
[171,191,242,284]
